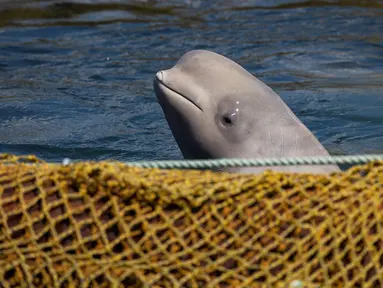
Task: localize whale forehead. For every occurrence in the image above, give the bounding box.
[165,50,262,106]
[174,50,252,81]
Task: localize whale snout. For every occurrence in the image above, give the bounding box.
[154,69,168,87]
[153,69,170,103]
[153,68,203,111]
[155,70,164,82]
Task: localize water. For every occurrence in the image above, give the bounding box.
[0,0,382,163]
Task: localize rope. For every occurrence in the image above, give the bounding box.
[122,154,383,169]
[3,154,383,170]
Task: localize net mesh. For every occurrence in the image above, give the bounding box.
[1,153,383,287]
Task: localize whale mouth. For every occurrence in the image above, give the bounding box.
[154,74,203,112]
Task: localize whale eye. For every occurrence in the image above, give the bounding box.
[221,111,237,127]
[216,97,253,143]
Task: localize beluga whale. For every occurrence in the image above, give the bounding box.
[153,50,340,174]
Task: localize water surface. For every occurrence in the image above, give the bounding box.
[0,0,382,162]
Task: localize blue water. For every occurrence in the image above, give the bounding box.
[0,0,382,163]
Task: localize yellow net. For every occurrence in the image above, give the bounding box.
[1,153,383,287]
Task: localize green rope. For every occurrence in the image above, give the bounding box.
[123,154,383,169]
[3,154,383,170]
